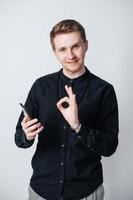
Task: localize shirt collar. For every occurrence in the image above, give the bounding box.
[59,66,90,86]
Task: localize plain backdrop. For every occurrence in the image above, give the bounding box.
[0,0,133,199]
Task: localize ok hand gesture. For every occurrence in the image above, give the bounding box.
[56,85,80,130]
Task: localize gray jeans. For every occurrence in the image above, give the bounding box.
[28,184,104,200]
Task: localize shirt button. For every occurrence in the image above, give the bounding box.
[69,80,73,84]
[59,180,63,184]
[63,126,67,130]
[61,144,65,148]
[60,162,64,166]
[78,135,81,139]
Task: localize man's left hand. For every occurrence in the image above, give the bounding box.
[56,85,80,129]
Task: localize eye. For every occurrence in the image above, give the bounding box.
[73,44,80,49]
[59,47,66,52]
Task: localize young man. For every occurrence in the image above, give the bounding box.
[15,19,119,200]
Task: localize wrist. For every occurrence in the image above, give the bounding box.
[71,123,81,133]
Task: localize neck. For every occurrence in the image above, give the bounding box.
[63,66,86,79]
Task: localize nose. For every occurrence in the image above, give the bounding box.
[67,49,75,59]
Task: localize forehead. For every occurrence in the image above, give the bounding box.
[53,31,83,49]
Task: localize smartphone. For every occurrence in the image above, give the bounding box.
[20,103,32,119]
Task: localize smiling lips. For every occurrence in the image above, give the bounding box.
[67,59,79,64]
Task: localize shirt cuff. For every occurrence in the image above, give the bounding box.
[22,130,34,147]
[70,124,96,150]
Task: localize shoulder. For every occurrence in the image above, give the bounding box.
[88,71,117,101]
[89,72,118,106]
[31,71,59,89]
[89,72,114,90]
[87,72,118,110]
[25,71,60,96]
[37,71,59,83]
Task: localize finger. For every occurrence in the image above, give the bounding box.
[65,85,70,97]
[56,102,64,112]
[65,86,76,106]
[56,97,69,111]
[68,86,75,97]
[26,125,44,140]
[57,96,70,104]
[27,123,41,132]
[23,118,38,129]
[65,85,74,98]
[29,125,44,137]
[34,125,44,135]
[21,115,29,126]
[24,113,32,121]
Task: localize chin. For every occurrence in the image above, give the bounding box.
[66,66,82,73]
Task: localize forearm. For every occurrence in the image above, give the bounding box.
[70,124,118,157]
[70,87,119,156]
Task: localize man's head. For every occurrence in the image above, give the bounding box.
[50,19,88,76]
[50,19,87,50]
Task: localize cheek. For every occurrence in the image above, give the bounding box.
[56,54,65,63]
[77,49,86,58]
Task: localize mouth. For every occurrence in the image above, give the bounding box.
[67,60,79,64]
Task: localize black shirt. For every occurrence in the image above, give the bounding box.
[15,67,119,200]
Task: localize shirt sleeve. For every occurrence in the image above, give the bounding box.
[14,80,39,148]
[70,85,119,157]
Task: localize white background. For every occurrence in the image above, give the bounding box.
[0,0,133,199]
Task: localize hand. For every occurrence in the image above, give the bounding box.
[21,114,44,141]
[56,85,80,129]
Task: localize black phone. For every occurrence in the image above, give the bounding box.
[20,103,32,119]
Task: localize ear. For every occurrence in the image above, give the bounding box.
[85,40,88,52]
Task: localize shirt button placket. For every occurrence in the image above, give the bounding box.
[59,147,65,185]
[59,126,66,191]
[59,124,67,195]
[69,79,73,86]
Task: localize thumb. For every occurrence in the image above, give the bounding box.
[23,114,30,123]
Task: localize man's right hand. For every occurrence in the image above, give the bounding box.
[21,115,44,141]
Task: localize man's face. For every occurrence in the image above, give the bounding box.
[53,31,88,74]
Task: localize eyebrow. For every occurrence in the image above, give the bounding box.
[57,41,81,51]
